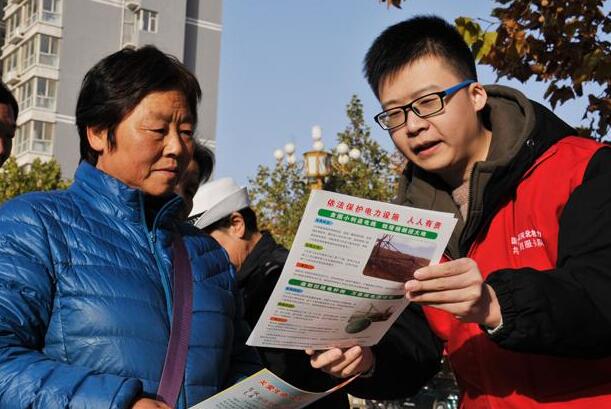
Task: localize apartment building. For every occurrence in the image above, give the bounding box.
[1,0,222,178]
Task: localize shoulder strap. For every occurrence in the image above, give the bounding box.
[157,236,193,406]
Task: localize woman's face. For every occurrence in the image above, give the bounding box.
[90,90,194,197]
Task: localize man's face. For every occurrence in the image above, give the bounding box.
[175,159,201,216]
[92,90,194,197]
[378,56,489,185]
[209,222,250,271]
[0,103,16,167]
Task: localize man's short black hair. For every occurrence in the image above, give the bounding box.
[192,141,214,184]
[203,207,259,235]
[76,45,202,165]
[0,81,19,119]
[364,15,478,98]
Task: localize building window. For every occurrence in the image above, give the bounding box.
[3,51,19,75]
[13,121,54,155]
[22,37,37,70]
[31,121,54,153]
[36,78,56,110]
[17,78,57,111]
[14,126,29,155]
[6,11,21,42]
[42,0,61,25]
[138,9,158,33]
[18,79,34,111]
[23,0,39,29]
[39,35,59,67]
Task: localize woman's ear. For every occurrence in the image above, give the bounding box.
[469,82,488,113]
[87,126,108,154]
[229,212,246,239]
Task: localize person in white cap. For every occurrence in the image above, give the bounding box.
[187,178,350,409]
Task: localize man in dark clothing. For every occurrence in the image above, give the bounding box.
[308,15,611,409]
[189,177,351,408]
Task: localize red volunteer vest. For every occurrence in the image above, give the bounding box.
[423,137,611,409]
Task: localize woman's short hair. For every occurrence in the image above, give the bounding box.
[76,45,202,165]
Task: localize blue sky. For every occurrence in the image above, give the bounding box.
[215,1,594,186]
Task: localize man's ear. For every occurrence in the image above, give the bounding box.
[87,126,108,154]
[229,212,246,239]
[469,82,488,113]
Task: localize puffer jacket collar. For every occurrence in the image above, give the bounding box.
[71,161,185,227]
[395,85,576,258]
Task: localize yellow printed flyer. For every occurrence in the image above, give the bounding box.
[247,190,457,350]
[190,369,357,409]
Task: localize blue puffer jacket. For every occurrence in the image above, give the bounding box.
[0,163,261,409]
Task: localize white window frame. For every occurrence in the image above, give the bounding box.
[7,11,21,41]
[23,0,39,29]
[22,37,37,70]
[19,79,34,111]
[14,126,30,155]
[31,120,54,154]
[41,0,61,25]
[35,77,56,110]
[138,9,158,33]
[4,50,19,74]
[39,34,59,67]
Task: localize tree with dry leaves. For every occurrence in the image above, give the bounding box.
[382,0,610,140]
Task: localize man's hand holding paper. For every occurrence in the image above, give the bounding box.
[405,257,502,328]
[305,346,374,379]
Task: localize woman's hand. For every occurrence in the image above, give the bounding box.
[405,257,501,327]
[306,346,374,378]
[131,398,172,409]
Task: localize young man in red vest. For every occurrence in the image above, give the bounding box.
[309,15,611,408]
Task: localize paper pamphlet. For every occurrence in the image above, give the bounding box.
[247,190,457,350]
[190,368,357,409]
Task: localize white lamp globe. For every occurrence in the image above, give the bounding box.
[284,143,296,155]
[313,140,324,151]
[338,154,349,165]
[287,154,297,165]
[336,142,349,155]
[312,125,322,141]
[349,148,361,160]
[273,149,284,160]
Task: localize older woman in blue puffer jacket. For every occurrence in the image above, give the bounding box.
[0,46,260,409]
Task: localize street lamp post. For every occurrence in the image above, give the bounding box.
[273,125,361,190]
[303,126,331,190]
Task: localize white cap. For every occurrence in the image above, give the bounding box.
[189,177,250,229]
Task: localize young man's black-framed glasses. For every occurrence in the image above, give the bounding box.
[374,79,476,131]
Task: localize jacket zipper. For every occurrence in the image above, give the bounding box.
[139,194,188,409]
[140,194,173,321]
